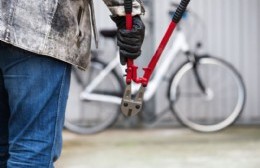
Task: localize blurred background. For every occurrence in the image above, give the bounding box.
[57,0,260,167]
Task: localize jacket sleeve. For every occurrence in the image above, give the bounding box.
[103,0,145,16]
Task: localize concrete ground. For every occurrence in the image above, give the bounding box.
[56,126,260,168]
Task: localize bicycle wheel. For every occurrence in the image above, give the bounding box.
[65,59,123,134]
[168,56,246,132]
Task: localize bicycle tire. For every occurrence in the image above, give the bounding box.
[65,59,123,134]
[168,55,246,132]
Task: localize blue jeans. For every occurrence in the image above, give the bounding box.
[0,42,71,168]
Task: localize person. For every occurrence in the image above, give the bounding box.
[0,0,145,167]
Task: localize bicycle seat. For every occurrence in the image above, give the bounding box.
[100,29,117,39]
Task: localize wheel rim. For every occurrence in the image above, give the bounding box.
[65,61,121,134]
[170,58,245,132]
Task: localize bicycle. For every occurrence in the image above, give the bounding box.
[65,1,246,134]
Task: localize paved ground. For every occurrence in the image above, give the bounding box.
[56,126,260,168]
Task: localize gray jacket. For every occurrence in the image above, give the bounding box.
[0,0,144,70]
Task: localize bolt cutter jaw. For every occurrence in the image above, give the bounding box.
[121,84,145,117]
[121,0,191,117]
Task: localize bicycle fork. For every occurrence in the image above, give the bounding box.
[121,0,191,117]
[192,59,215,100]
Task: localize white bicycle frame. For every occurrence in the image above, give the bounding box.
[80,30,190,104]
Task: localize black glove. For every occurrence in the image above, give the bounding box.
[111,15,145,65]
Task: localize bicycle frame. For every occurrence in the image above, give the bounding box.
[80,29,190,104]
[66,0,246,133]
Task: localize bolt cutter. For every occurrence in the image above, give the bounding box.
[121,0,191,117]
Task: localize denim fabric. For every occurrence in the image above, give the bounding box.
[0,41,71,168]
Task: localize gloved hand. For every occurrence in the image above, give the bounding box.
[111,15,145,65]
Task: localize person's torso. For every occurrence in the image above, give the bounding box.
[0,0,94,69]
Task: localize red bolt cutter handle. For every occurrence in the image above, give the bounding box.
[125,13,144,85]
[125,13,135,84]
[124,0,191,87]
[121,0,191,117]
[124,0,135,84]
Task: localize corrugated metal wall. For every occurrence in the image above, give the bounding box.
[195,0,259,124]
[153,0,260,124]
[92,0,260,124]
